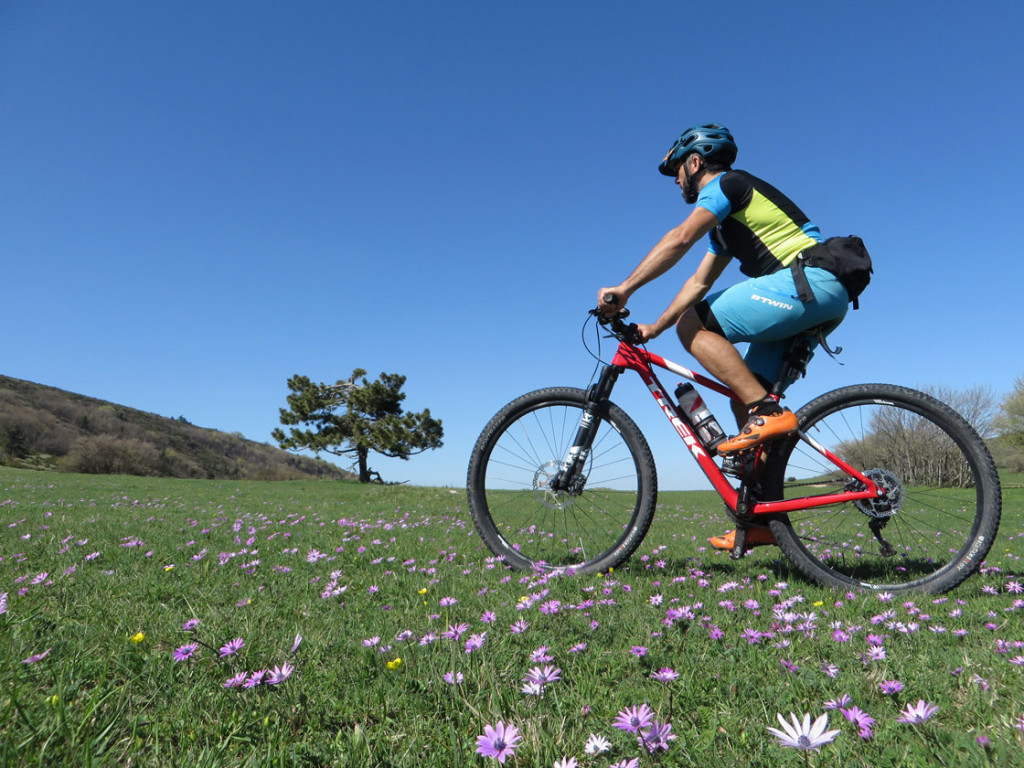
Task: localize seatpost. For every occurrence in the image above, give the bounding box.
[772,335,815,397]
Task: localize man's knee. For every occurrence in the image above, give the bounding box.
[675,308,703,349]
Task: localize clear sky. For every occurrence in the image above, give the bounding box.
[3,1,1022,490]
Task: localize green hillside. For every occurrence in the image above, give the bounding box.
[0,374,353,481]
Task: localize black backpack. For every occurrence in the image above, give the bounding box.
[791,235,873,309]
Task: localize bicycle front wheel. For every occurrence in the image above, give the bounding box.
[763,384,1001,594]
[467,387,657,574]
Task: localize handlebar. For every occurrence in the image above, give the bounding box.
[589,300,643,346]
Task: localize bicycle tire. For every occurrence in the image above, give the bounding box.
[762,384,1001,594]
[467,387,657,574]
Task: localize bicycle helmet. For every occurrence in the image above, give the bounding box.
[658,123,737,176]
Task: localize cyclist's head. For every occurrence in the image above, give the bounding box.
[658,123,737,177]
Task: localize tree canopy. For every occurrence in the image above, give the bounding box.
[995,375,1024,449]
[272,369,443,483]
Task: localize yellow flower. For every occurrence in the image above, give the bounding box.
[164,564,175,572]
[49,695,59,707]
[418,588,428,595]
[129,632,145,644]
[386,657,402,670]
[813,601,824,607]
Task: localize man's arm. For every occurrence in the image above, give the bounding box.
[598,206,720,313]
[637,250,732,340]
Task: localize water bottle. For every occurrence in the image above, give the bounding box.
[675,383,727,452]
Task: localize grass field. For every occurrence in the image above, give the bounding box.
[1,467,1023,767]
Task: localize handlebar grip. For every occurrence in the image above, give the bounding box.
[602,293,618,305]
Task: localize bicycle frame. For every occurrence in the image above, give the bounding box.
[608,341,883,516]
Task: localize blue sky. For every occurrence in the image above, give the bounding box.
[3,1,1022,490]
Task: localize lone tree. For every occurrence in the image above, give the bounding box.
[272,369,443,483]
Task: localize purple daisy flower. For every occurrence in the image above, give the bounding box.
[878,679,903,695]
[524,665,562,685]
[613,703,655,733]
[266,662,294,685]
[172,643,199,662]
[639,719,676,753]
[651,667,679,683]
[223,672,247,688]
[529,646,553,662]
[475,721,521,764]
[219,637,245,658]
[840,706,875,739]
[896,700,939,724]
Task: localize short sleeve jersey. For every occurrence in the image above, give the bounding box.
[696,170,823,278]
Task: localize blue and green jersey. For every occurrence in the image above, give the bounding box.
[697,170,823,277]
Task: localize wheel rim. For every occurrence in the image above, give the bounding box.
[480,401,643,570]
[768,395,986,590]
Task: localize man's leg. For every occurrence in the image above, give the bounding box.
[676,309,766,408]
[676,308,796,453]
[675,307,780,551]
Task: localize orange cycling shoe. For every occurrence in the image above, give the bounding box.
[716,399,798,454]
[709,527,777,551]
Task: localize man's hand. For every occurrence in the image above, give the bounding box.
[597,287,627,317]
[636,323,662,342]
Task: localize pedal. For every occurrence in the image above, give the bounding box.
[721,450,755,480]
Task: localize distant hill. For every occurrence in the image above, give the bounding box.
[0,374,354,481]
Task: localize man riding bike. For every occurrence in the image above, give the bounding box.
[598,123,855,552]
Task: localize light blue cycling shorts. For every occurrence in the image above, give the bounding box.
[697,266,849,389]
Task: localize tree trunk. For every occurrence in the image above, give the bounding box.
[357,447,370,483]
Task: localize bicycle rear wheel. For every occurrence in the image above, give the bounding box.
[763,384,1001,594]
[467,387,657,574]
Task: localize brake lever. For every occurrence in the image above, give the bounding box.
[622,324,643,346]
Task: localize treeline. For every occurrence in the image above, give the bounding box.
[0,375,353,481]
[835,382,1024,486]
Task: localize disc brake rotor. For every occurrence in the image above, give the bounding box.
[533,461,573,511]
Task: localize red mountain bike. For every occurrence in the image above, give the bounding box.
[467,307,1001,594]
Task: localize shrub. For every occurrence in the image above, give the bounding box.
[60,435,162,476]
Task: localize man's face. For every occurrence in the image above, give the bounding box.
[675,155,702,204]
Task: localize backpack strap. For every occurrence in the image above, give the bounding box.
[791,252,814,303]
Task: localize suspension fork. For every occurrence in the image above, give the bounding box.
[549,365,622,494]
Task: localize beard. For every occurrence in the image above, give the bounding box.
[682,166,703,204]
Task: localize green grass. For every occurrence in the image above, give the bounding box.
[1,468,1023,767]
